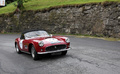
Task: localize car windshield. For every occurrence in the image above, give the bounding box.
[24,31,50,39]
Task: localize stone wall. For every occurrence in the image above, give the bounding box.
[0,2,120,38]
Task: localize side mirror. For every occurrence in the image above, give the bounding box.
[50,34,53,37]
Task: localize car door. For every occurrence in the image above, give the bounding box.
[22,39,29,52]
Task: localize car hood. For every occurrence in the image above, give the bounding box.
[31,37,65,44]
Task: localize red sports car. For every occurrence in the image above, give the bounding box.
[15,30,70,60]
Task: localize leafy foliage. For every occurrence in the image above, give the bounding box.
[16,0,30,9]
[6,0,17,4]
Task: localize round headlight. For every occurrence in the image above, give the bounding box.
[65,38,70,43]
[38,41,44,47]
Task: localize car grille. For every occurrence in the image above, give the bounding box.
[46,44,66,51]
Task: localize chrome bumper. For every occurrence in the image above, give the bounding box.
[37,48,71,54]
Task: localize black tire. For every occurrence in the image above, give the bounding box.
[31,45,39,60]
[61,51,67,55]
[15,44,21,54]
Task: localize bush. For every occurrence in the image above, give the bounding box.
[6,0,17,4]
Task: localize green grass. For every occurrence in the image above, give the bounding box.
[54,33,120,41]
[0,32,120,41]
[76,35,120,41]
[0,2,16,14]
[0,0,120,14]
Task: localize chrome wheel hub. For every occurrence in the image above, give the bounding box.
[16,45,19,52]
[32,49,35,58]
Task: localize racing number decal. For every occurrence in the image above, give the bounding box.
[24,45,28,49]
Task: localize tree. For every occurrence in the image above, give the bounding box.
[6,0,17,4]
[17,0,24,9]
[16,0,30,10]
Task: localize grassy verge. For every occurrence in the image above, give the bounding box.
[0,32,20,34]
[0,0,120,14]
[54,33,120,41]
[0,32,120,41]
[0,2,16,15]
[76,35,120,41]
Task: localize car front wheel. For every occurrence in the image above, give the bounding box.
[31,45,39,60]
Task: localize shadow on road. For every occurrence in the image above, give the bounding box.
[15,52,68,61]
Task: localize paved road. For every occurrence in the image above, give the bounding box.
[0,34,120,74]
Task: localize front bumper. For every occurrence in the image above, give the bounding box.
[37,48,71,54]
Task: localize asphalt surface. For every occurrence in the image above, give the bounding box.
[0,34,120,74]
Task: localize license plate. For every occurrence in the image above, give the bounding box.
[51,52,61,55]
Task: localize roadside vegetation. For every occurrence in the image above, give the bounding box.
[54,33,120,41]
[76,35,120,41]
[0,0,120,14]
[0,32,120,41]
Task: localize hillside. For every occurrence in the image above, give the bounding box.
[0,0,120,14]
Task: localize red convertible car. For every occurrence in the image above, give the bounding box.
[15,30,70,60]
